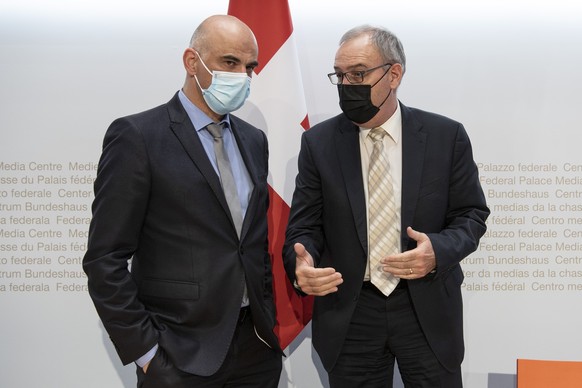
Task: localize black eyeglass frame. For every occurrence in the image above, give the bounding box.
[327,62,393,85]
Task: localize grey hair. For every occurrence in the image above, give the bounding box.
[340,25,406,73]
[189,24,208,51]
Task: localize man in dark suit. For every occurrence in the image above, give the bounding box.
[83,15,282,388]
[283,25,489,387]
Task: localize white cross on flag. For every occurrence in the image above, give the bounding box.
[228,0,313,350]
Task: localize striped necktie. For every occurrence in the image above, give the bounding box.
[368,127,400,296]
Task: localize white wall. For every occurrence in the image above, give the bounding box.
[1,1,581,387]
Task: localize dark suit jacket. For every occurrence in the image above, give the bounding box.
[283,102,489,372]
[83,92,282,377]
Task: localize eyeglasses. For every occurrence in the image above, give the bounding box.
[327,63,392,85]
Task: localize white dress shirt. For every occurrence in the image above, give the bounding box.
[359,104,403,281]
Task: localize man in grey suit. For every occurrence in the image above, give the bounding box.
[83,15,282,388]
[284,25,489,387]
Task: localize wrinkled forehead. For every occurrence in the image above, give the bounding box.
[334,35,381,69]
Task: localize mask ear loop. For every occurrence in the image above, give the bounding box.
[371,65,393,109]
[194,50,213,75]
[193,50,214,93]
[376,87,392,110]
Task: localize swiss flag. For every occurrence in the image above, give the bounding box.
[228,0,313,349]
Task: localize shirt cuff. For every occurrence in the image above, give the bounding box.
[135,344,158,368]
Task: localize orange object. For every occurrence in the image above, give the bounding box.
[517,359,582,388]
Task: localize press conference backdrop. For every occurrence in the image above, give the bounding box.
[1,1,581,387]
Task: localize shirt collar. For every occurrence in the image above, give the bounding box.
[360,102,402,144]
[178,89,231,131]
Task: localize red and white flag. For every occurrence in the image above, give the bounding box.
[228,0,313,350]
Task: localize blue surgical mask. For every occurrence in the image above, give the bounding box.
[194,52,251,115]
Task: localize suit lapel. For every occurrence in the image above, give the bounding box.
[166,94,234,230]
[400,102,427,249]
[335,117,368,253]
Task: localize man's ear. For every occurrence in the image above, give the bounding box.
[389,63,404,89]
[183,48,198,77]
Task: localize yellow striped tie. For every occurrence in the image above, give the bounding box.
[368,127,400,296]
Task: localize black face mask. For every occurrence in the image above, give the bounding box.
[337,67,392,124]
[338,84,379,124]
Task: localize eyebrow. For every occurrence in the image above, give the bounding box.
[222,54,259,69]
[334,63,369,72]
[222,54,241,63]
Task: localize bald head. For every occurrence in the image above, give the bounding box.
[182,15,259,121]
[190,15,257,57]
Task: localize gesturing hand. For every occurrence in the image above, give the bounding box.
[294,243,343,296]
[380,227,436,279]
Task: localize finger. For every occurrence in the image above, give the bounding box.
[306,285,340,296]
[302,277,343,296]
[382,262,416,277]
[406,226,428,244]
[306,274,343,289]
[294,242,306,256]
[298,266,340,280]
[406,226,417,238]
[297,268,342,291]
[294,243,314,267]
[381,251,414,268]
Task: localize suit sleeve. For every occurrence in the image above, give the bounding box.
[283,132,325,282]
[83,117,159,365]
[260,130,275,303]
[427,124,490,271]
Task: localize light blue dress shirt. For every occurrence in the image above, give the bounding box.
[178,90,253,218]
